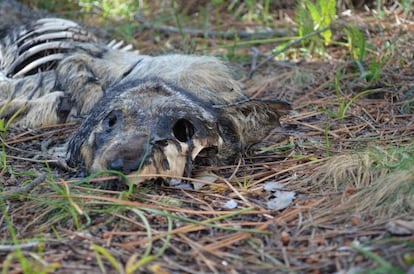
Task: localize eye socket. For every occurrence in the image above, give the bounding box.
[173,119,195,142]
[103,110,122,130]
[108,114,117,127]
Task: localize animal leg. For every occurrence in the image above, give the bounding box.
[0,91,68,128]
[56,54,106,118]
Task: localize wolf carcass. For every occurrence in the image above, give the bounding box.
[0,2,290,183]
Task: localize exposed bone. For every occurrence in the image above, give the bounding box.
[13,53,65,78]
[193,170,218,190]
[18,31,93,53]
[6,41,74,77]
[134,142,190,184]
[106,39,117,48]
[34,18,80,27]
[120,44,134,52]
[111,40,125,50]
[107,40,136,53]
[16,24,88,45]
[191,138,217,160]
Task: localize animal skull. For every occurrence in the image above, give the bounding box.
[67,79,224,183]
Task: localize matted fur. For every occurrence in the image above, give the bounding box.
[0,2,291,181]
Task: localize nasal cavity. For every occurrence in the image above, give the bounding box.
[108,158,124,171]
[173,119,195,142]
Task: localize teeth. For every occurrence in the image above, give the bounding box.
[12,53,66,78]
[7,41,73,77]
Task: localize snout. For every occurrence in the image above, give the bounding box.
[93,136,192,183]
[105,147,148,173]
[90,134,150,174]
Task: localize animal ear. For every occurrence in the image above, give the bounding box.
[217,99,291,147]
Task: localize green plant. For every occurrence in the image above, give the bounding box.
[370,145,414,171]
[211,0,273,24]
[323,65,384,119]
[236,173,256,190]
[352,243,406,274]
[344,25,385,82]
[171,0,196,54]
[371,0,414,18]
[398,0,414,14]
[78,0,141,19]
[340,88,383,118]
[22,0,80,16]
[0,101,18,174]
[344,26,367,62]
[91,208,172,273]
[295,0,336,55]
[0,143,6,175]
[0,201,60,273]
[241,0,272,24]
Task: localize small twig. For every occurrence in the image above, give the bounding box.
[45,158,77,172]
[4,154,76,172]
[291,120,340,139]
[1,173,46,200]
[220,177,252,207]
[0,242,40,252]
[248,27,330,79]
[250,47,260,74]
[6,154,59,164]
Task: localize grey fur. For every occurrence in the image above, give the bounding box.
[0,2,291,182]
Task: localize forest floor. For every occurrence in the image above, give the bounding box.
[1,1,414,273]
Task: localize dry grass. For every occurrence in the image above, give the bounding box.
[1,1,414,273]
[310,149,414,217]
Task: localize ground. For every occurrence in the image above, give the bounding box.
[1,1,413,273]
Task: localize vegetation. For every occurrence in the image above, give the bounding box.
[1,0,413,273]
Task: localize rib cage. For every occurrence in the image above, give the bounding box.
[0,16,141,126]
[1,18,97,78]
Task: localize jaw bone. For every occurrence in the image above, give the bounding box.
[129,136,221,185]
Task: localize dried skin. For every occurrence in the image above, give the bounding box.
[0,4,291,180]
